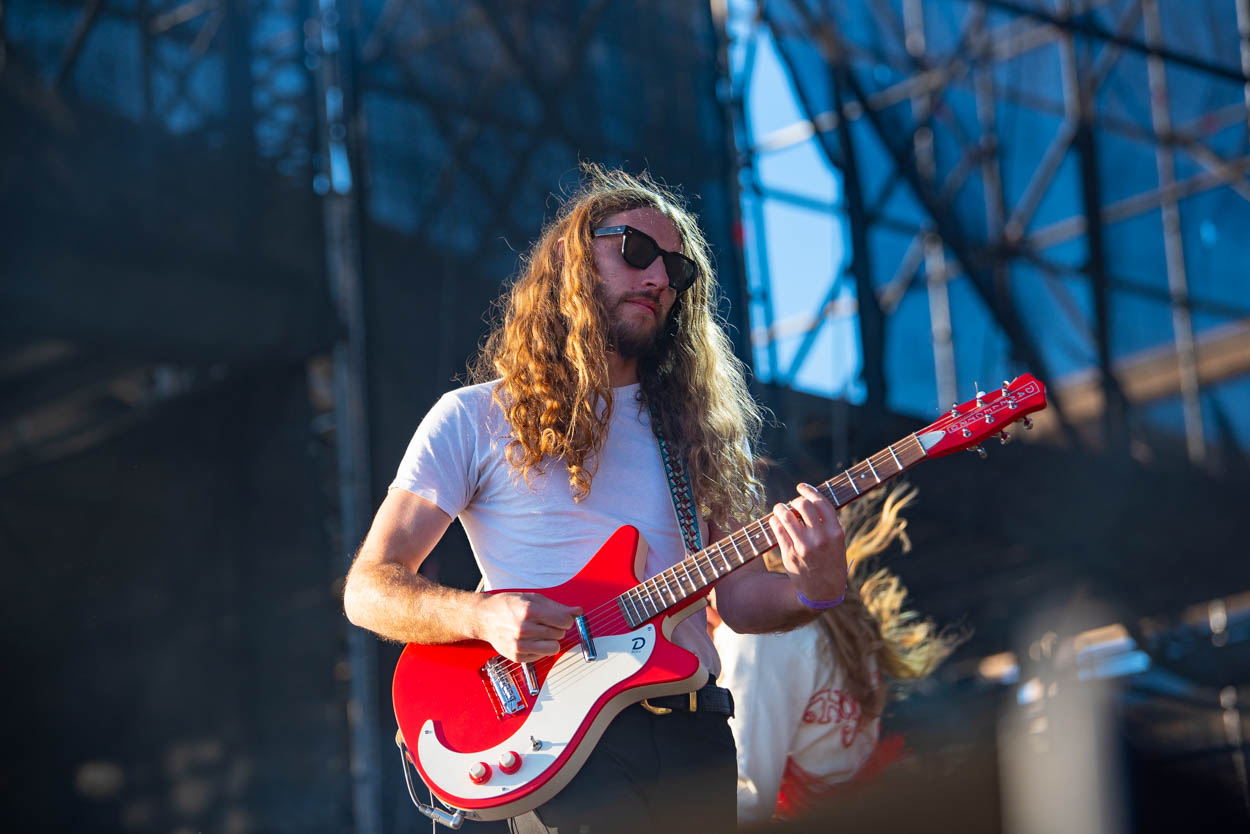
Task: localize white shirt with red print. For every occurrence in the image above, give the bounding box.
[713,621,880,824]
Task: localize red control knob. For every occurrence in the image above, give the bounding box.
[468,762,492,784]
[498,751,522,775]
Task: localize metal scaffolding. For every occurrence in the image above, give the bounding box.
[728,0,1250,465]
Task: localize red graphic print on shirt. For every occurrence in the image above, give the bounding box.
[802,688,861,747]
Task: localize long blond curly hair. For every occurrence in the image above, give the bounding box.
[764,484,964,724]
[470,163,765,529]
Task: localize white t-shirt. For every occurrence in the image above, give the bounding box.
[714,622,879,824]
[390,380,719,676]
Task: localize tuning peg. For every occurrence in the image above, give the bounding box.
[998,431,1012,445]
[1021,416,1033,430]
[974,382,985,407]
[950,403,960,417]
[1001,380,1011,395]
[968,445,987,459]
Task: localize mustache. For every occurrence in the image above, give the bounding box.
[618,292,663,307]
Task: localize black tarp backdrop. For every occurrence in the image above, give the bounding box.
[0,1,745,829]
[1,368,352,831]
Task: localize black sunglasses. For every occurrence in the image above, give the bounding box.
[591,225,699,292]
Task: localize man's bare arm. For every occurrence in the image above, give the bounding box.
[342,488,580,661]
[712,560,817,633]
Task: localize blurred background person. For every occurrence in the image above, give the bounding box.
[712,485,963,825]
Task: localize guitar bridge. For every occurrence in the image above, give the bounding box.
[481,656,525,717]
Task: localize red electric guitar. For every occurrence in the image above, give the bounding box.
[393,375,1048,827]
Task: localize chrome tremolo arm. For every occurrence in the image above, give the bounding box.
[397,738,465,829]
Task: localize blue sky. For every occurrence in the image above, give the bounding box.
[728,7,865,403]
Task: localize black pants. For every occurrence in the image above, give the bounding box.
[507,704,737,834]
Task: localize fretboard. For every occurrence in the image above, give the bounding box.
[616,433,928,627]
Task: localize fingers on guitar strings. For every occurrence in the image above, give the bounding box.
[786,499,823,526]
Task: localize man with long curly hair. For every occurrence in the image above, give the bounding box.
[343,165,849,833]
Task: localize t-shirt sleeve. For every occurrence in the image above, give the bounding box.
[389,390,481,519]
[716,627,816,825]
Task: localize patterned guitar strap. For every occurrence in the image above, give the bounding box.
[648,404,703,554]
[647,404,726,715]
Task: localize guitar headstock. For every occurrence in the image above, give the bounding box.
[917,374,1048,459]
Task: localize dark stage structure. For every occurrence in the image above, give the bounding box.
[2,1,1248,832]
[3,1,740,831]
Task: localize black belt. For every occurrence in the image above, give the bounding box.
[639,682,734,717]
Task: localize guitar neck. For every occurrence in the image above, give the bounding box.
[616,433,929,627]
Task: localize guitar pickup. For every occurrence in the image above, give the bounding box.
[521,662,539,696]
[575,615,596,662]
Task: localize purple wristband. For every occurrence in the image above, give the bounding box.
[797,588,846,610]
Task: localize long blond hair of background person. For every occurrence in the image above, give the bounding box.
[764,484,964,722]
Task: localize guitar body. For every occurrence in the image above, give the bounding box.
[393,525,710,821]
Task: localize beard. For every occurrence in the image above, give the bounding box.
[605,295,667,360]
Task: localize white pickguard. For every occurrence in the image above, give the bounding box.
[415,624,658,802]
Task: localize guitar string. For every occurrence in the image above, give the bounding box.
[490,517,779,658]
[512,452,915,695]
[497,450,940,700]
[486,439,924,690]
[484,526,775,694]
[435,386,1035,735]
[486,522,775,683]
[534,436,919,643]
[470,399,1028,695]
[486,438,923,688]
[490,445,915,695]
[503,502,830,693]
